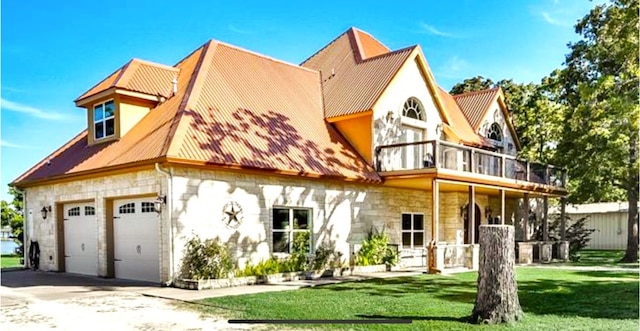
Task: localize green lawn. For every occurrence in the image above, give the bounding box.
[565,250,639,268]
[192,268,639,331]
[1,255,22,269]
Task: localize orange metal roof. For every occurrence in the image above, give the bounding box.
[14,39,380,185]
[301,27,415,119]
[14,46,204,184]
[75,58,180,103]
[436,87,491,147]
[452,87,500,130]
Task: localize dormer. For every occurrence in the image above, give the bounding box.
[74,58,179,145]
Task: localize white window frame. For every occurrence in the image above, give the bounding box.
[271,207,312,254]
[93,99,115,140]
[401,213,425,249]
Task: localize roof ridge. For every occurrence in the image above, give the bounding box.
[348,27,366,62]
[452,86,500,98]
[114,59,139,87]
[74,61,130,102]
[129,58,180,71]
[213,39,319,74]
[162,41,215,157]
[300,27,352,66]
[360,45,416,62]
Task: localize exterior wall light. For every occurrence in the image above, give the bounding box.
[154,195,167,214]
[41,206,52,219]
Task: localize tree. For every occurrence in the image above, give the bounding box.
[449,76,494,95]
[471,225,523,324]
[556,0,639,262]
[1,187,24,246]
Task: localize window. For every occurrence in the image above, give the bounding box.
[272,207,311,254]
[118,203,135,214]
[402,97,425,121]
[141,202,155,213]
[84,206,95,216]
[94,100,115,140]
[487,123,502,142]
[402,213,424,248]
[68,207,80,217]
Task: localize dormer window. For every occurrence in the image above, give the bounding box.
[94,100,115,140]
[487,122,502,142]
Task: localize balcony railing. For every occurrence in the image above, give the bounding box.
[374,140,567,188]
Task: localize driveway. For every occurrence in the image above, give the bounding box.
[0,270,252,330]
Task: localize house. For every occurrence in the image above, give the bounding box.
[550,202,629,250]
[12,27,567,284]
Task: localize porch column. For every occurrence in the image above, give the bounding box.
[543,196,549,241]
[432,179,439,243]
[523,193,529,241]
[560,197,566,240]
[428,179,441,273]
[468,185,476,244]
[500,190,506,225]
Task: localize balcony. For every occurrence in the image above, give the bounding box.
[374,140,566,188]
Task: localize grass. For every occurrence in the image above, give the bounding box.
[1,255,22,269]
[191,267,639,331]
[564,250,639,268]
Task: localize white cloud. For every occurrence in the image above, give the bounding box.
[541,11,571,27]
[436,56,472,79]
[0,139,34,149]
[418,22,456,38]
[1,98,68,120]
[228,24,253,34]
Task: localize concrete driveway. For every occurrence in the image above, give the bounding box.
[0,270,252,330]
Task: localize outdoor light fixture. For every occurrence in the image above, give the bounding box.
[154,195,167,214]
[40,206,52,219]
[485,206,493,216]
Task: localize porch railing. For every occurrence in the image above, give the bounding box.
[374,140,566,188]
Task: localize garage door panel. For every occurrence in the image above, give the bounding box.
[63,203,98,276]
[114,198,160,283]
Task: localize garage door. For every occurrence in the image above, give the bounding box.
[64,203,98,276]
[113,198,159,283]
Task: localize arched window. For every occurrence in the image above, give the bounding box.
[487,123,502,142]
[402,97,425,121]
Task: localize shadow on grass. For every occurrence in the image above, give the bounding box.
[311,271,638,320]
[356,314,470,323]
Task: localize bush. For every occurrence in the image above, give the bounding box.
[310,241,344,270]
[533,215,595,259]
[179,236,235,280]
[355,227,398,267]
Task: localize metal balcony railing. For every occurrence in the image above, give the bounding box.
[374,140,566,188]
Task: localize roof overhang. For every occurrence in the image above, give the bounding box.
[75,87,164,108]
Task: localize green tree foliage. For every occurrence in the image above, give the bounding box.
[555,0,639,261]
[1,187,24,245]
[449,75,494,95]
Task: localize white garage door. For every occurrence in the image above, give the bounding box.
[64,203,98,276]
[114,198,160,283]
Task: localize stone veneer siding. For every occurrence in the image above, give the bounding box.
[23,165,518,282]
[23,170,166,277]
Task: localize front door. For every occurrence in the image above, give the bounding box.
[402,125,423,169]
[463,204,482,244]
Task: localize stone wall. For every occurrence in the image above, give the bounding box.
[23,169,165,276]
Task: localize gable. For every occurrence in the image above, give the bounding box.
[477,98,518,155]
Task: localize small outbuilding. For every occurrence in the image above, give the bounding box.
[553,202,629,250]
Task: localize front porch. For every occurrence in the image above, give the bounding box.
[375,139,569,274]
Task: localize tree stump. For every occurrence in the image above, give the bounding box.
[471,225,523,324]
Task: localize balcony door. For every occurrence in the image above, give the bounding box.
[401,125,424,169]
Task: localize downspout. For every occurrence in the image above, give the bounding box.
[14,187,27,268]
[155,163,174,286]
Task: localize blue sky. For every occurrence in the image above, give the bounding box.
[1,0,600,201]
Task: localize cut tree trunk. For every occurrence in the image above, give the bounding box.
[471,225,523,324]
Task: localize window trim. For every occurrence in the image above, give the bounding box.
[271,206,313,254]
[401,212,425,249]
[93,99,116,141]
[401,97,426,122]
[487,122,503,146]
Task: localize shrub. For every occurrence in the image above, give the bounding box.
[355,227,398,267]
[179,236,235,280]
[310,241,344,270]
[533,215,595,260]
